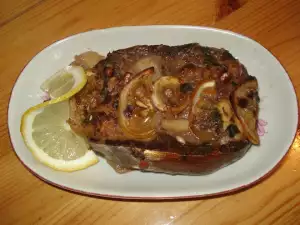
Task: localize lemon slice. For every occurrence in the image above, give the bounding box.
[191,80,216,113]
[20,66,99,172]
[40,66,86,99]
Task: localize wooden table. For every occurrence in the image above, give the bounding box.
[1,0,300,224]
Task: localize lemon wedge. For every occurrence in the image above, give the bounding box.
[20,65,99,172]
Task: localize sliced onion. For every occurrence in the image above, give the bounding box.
[216,99,244,140]
[189,128,215,142]
[217,100,236,129]
[233,79,259,144]
[74,51,104,69]
[191,80,216,114]
[152,76,189,113]
[118,67,157,141]
[161,119,189,133]
[189,80,222,142]
[131,56,162,81]
[189,80,249,143]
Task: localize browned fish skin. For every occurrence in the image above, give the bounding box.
[69,43,259,175]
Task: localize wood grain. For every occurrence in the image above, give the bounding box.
[0,0,43,27]
[216,0,248,20]
[1,0,300,224]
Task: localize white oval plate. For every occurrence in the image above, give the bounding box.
[8,26,298,199]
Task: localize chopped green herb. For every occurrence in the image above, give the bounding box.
[180,83,194,93]
[100,88,108,102]
[81,117,90,124]
[231,81,237,86]
[113,99,119,109]
[227,124,240,138]
[212,109,222,123]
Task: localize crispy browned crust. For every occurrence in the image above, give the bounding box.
[69,43,258,175]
